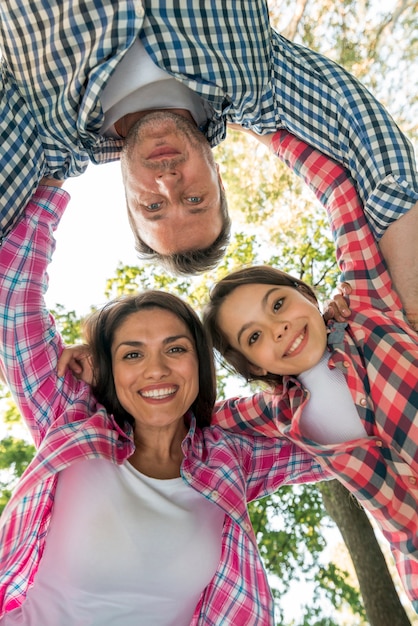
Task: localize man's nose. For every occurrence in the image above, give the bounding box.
[156,169,181,190]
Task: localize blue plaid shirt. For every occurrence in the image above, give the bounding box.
[1,0,417,239]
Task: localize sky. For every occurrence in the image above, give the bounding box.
[45,161,139,315]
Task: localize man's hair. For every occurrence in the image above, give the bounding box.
[83,290,217,431]
[202,265,318,387]
[127,181,231,275]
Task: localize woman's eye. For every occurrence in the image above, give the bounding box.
[248,331,261,346]
[273,298,284,312]
[168,346,186,354]
[186,196,202,204]
[124,351,141,360]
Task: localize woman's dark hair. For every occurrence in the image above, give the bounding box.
[203,265,318,387]
[83,291,217,430]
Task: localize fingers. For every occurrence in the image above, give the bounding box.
[57,344,90,378]
[323,291,351,323]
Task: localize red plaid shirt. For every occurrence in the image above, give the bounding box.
[0,187,326,623]
[213,132,418,607]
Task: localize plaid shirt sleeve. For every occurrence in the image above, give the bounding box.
[271,130,405,314]
[0,186,72,447]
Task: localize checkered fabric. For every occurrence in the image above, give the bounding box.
[213,131,418,607]
[1,1,417,240]
[0,187,327,623]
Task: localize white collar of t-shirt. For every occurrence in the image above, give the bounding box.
[100,37,209,137]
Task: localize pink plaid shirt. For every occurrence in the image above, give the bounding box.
[0,187,326,624]
[213,131,418,608]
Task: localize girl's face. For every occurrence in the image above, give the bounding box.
[111,308,199,432]
[217,283,328,377]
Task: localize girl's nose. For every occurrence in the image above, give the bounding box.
[273,322,289,341]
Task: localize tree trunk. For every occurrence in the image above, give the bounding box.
[318,479,411,626]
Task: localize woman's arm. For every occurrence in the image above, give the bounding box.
[0,185,77,447]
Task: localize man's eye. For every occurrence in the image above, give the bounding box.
[146,202,162,211]
[248,331,261,346]
[186,196,202,204]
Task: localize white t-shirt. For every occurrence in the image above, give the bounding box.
[298,352,367,444]
[100,37,209,137]
[2,458,224,626]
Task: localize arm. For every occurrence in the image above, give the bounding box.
[232,124,418,328]
[0,184,79,447]
[213,391,285,437]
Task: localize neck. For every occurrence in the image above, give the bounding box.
[128,420,188,479]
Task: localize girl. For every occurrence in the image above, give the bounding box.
[203,131,418,612]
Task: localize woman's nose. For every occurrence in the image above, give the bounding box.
[143,354,170,378]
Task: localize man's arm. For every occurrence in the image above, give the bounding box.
[379,203,418,329]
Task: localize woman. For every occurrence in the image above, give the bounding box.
[0,182,327,625]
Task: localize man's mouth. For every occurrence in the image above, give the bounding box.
[147,146,181,160]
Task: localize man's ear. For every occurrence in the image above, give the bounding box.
[215,163,225,189]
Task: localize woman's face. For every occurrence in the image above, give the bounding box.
[111,308,199,431]
[217,283,328,377]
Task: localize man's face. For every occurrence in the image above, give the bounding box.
[122,112,223,255]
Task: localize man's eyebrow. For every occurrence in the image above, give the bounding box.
[134,206,211,221]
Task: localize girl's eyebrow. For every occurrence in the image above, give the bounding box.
[236,287,280,345]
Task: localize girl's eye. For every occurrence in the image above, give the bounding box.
[248,331,261,346]
[273,298,284,312]
[186,196,202,204]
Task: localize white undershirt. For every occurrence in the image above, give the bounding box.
[3,458,224,626]
[100,38,209,137]
[298,352,367,444]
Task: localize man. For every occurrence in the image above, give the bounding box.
[1,1,417,325]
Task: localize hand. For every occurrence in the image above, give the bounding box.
[323,282,352,323]
[57,344,94,385]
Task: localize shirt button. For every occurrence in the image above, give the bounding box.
[408,476,417,486]
[375,440,383,447]
[243,522,251,532]
[134,3,145,18]
[183,471,192,481]
[343,361,350,368]
[359,398,367,407]
[211,490,219,500]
